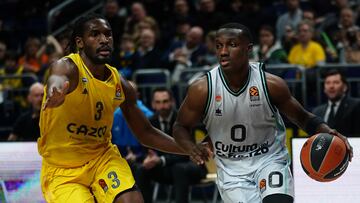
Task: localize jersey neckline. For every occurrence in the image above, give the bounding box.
[218,65,251,96]
[78,54,113,83]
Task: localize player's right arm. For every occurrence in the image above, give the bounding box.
[173,76,213,165]
[43,58,78,109]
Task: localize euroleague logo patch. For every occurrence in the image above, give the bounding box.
[249,86,260,101]
[99,179,108,192]
[259,179,266,193]
[114,84,123,100]
[215,95,222,116]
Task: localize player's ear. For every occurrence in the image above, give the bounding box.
[75,37,84,49]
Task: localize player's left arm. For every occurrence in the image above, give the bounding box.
[119,78,186,155]
[266,73,353,160]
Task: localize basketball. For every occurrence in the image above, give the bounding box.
[300,133,349,182]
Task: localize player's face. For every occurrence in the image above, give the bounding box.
[324,74,347,101]
[80,18,113,64]
[215,29,251,70]
[152,91,174,118]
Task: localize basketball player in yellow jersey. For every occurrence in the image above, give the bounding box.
[38,13,187,203]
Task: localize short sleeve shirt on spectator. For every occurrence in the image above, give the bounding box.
[288,41,326,68]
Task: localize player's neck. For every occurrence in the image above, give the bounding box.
[80,53,108,80]
[222,64,249,91]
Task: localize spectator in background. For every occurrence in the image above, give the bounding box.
[343,28,360,63]
[111,81,153,163]
[38,35,63,59]
[251,25,288,64]
[134,87,207,203]
[136,28,162,69]
[161,0,195,49]
[167,18,191,46]
[194,0,228,34]
[36,35,64,79]
[172,0,195,24]
[103,0,126,52]
[276,0,303,41]
[288,20,326,106]
[163,26,207,83]
[0,51,25,90]
[8,82,43,141]
[288,20,326,68]
[112,33,140,79]
[197,31,218,67]
[318,0,349,35]
[313,69,360,137]
[125,2,147,35]
[18,37,49,74]
[133,16,160,43]
[302,9,339,63]
[319,4,353,62]
[281,25,298,54]
[335,8,360,63]
[0,51,35,109]
[0,51,23,138]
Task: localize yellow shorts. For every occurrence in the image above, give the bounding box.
[40,145,135,203]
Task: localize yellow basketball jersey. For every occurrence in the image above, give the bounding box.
[38,53,125,168]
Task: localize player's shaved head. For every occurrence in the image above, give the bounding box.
[217,23,253,43]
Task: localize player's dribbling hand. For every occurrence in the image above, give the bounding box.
[43,81,69,110]
[189,143,213,165]
[329,129,353,162]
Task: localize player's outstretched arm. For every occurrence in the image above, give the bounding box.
[266,73,353,161]
[43,58,78,109]
[173,76,213,165]
[120,78,185,155]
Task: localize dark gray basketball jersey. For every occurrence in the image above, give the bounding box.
[203,62,289,176]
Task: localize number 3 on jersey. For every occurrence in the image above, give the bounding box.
[95,101,104,120]
[108,171,120,189]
